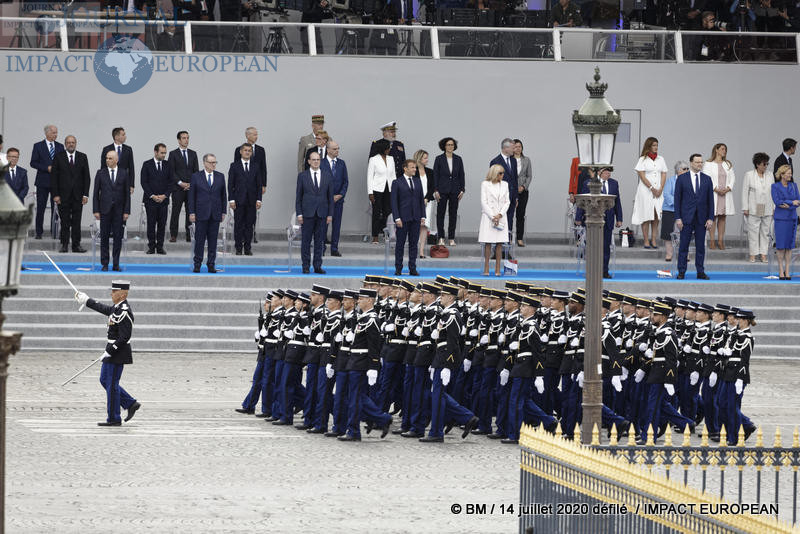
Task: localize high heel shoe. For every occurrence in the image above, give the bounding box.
[718,241,725,250]
[708,241,716,250]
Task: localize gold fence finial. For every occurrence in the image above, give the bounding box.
[664,425,673,446]
[591,423,600,446]
[555,421,562,439]
[774,426,782,448]
[609,424,618,446]
[701,425,709,447]
[737,425,745,447]
[646,425,654,446]
[720,425,727,447]
[574,423,581,443]
[682,424,692,447]
[756,427,764,448]
[792,426,799,448]
[627,423,636,446]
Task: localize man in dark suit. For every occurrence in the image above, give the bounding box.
[233,127,267,194]
[93,150,131,272]
[228,143,262,255]
[295,152,334,274]
[774,137,796,175]
[489,138,519,235]
[320,140,348,257]
[100,127,135,195]
[30,124,64,239]
[140,143,173,255]
[391,159,425,276]
[168,130,199,243]
[51,135,90,253]
[156,24,184,51]
[369,122,405,177]
[300,0,330,53]
[4,148,29,203]
[304,130,329,169]
[189,154,227,273]
[574,167,623,279]
[674,153,715,280]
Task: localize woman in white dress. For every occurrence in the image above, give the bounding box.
[703,143,736,250]
[741,152,774,263]
[631,137,668,249]
[414,149,435,258]
[479,164,511,276]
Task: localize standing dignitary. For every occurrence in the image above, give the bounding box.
[433,137,465,246]
[30,124,64,239]
[367,139,396,244]
[51,135,90,253]
[4,148,29,202]
[298,115,326,172]
[513,139,533,247]
[489,138,519,235]
[228,143,262,255]
[369,122,405,176]
[75,281,141,426]
[233,127,267,195]
[189,154,227,273]
[391,159,425,276]
[93,151,130,271]
[774,138,795,175]
[168,131,199,243]
[140,143,173,255]
[296,152,334,274]
[100,127,135,194]
[674,154,714,280]
[574,167,622,279]
[304,131,330,168]
[320,140,348,257]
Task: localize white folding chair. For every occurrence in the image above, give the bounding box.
[383,215,397,274]
[286,211,302,270]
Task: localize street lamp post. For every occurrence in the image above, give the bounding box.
[0,155,32,534]
[572,67,621,445]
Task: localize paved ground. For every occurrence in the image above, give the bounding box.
[5,353,800,533]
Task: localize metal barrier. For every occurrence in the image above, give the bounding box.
[519,423,800,533]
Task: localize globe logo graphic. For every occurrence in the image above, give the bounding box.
[93,36,154,95]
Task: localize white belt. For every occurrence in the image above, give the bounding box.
[407,341,418,345]
[321,343,331,348]
[351,348,368,354]
[265,338,279,343]
[418,341,431,346]
[653,357,665,362]
[436,341,448,348]
[487,345,498,350]
[340,347,351,353]
[389,339,406,345]
[288,340,306,346]
[601,355,609,360]
[728,357,741,362]
[107,339,130,344]
[517,351,532,357]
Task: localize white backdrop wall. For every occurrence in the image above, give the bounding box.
[2,53,798,236]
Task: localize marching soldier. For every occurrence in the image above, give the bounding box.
[273,291,309,426]
[453,282,481,407]
[297,285,329,430]
[309,289,343,434]
[378,280,412,414]
[402,282,439,438]
[560,292,585,440]
[700,304,730,441]
[490,290,523,440]
[267,290,292,422]
[540,290,569,418]
[326,289,359,437]
[75,280,141,426]
[236,292,273,416]
[475,288,505,435]
[395,283,423,435]
[681,303,713,425]
[263,290,285,421]
[468,287,491,420]
[719,309,757,445]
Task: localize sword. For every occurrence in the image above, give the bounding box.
[61,353,105,387]
[42,251,85,310]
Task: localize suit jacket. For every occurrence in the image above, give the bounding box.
[6,166,29,202]
[433,153,465,195]
[156,30,183,51]
[140,159,174,204]
[30,139,65,188]
[771,181,800,221]
[168,147,199,190]
[774,153,794,176]
[490,154,519,202]
[298,133,316,172]
[51,150,90,202]
[227,159,263,205]
[304,146,327,170]
[233,144,267,187]
[189,170,227,222]
[416,167,435,201]
[92,167,131,216]
[575,178,623,230]
[320,156,349,198]
[295,168,334,219]
[674,171,714,225]
[101,144,135,191]
[391,174,425,223]
[369,139,406,177]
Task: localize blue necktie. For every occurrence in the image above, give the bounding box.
[601,181,607,195]
[110,169,115,184]
[10,168,14,184]
[208,173,213,187]
[245,161,249,173]
[117,146,122,162]
[331,159,336,174]
[694,174,699,193]
[48,143,54,159]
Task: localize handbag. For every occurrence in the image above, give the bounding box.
[430,245,449,258]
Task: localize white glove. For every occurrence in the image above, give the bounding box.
[597,364,603,376]
[259,327,267,337]
[302,326,311,336]
[75,291,89,307]
[534,376,545,394]
[570,337,579,347]
[499,369,509,386]
[326,364,334,379]
[272,329,280,338]
[498,333,506,344]
[709,372,718,387]
[615,337,622,346]
[540,334,549,343]
[689,371,699,386]
[366,369,378,386]
[702,346,710,355]
[334,333,343,343]
[664,383,675,396]
[414,326,423,337]
[384,323,395,332]
[479,335,489,345]
[469,329,478,337]
[380,358,384,366]
[558,335,567,345]
[315,333,324,343]
[429,367,434,381]
[284,330,295,339]
[724,348,733,357]
[509,341,519,351]
[735,378,743,395]
[683,344,692,354]
[621,366,629,380]
[441,368,451,386]
[460,326,466,336]
[101,351,111,360]
[402,327,409,337]
[645,349,653,359]
[625,339,633,349]
[634,369,645,383]
[254,330,260,341]
[638,342,648,352]
[577,371,584,388]
[431,329,440,340]
[611,375,622,392]
[463,359,471,373]
[345,332,354,343]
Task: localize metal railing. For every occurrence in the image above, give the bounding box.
[2,15,799,64]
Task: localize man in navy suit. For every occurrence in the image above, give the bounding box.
[320,140,348,257]
[100,127,135,195]
[30,124,64,238]
[674,153,715,280]
[391,159,425,276]
[51,135,91,253]
[140,143,173,255]
[489,138,519,235]
[233,127,267,194]
[228,143,262,255]
[168,131,199,243]
[4,148,29,203]
[93,150,131,271]
[189,154,227,273]
[575,167,623,279]
[295,152,334,274]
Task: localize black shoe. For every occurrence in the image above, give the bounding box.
[410,269,420,276]
[193,266,201,273]
[314,268,326,274]
[124,402,141,422]
[544,421,559,434]
[487,433,504,440]
[325,239,331,244]
[471,429,490,435]
[235,408,255,414]
[380,418,392,439]
[72,246,87,253]
[697,272,710,280]
[254,413,269,418]
[207,266,217,273]
[389,404,401,415]
[101,265,109,272]
[462,416,479,439]
[391,428,407,435]
[395,269,402,276]
[302,267,310,274]
[603,272,612,279]
[401,430,423,438]
[364,421,374,434]
[157,249,166,255]
[307,427,326,434]
[295,424,312,430]
[337,434,361,442]
[35,235,42,240]
[500,438,519,444]
[169,236,177,243]
[235,250,242,256]
[272,420,291,426]
[186,236,192,242]
[112,265,121,271]
[676,272,685,280]
[419,436,444,443]
[146,249,155,254]
[331,250,342,257]
[264,416,275,422]
[709,433,721,443]
[324,431,344,437]
[294,405,302,415]
[59,244,69,253]
[744,426,757,441]
[97,421,121,426]
[244,250,253,256]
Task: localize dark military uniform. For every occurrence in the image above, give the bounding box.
[264,302,285,420]
[299,302,328,429]
[275,302,308,425]
[719,317,756,445]
[477,304,505,434]
[328,304,357,436]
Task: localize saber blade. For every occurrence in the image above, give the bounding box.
[42,251,79,293]
[61,354,105,387]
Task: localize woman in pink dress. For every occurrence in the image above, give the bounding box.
[703,143,736,250]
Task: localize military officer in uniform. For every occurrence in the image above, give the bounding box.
[719,309,757,445]
[368,121,406,177]
[298,114,326,173]
[236,292,274,415]
[311,289,344,434]
[75,280,141,426]
[326,289,359,437]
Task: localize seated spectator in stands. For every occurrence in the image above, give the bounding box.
[551,0,583,27]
